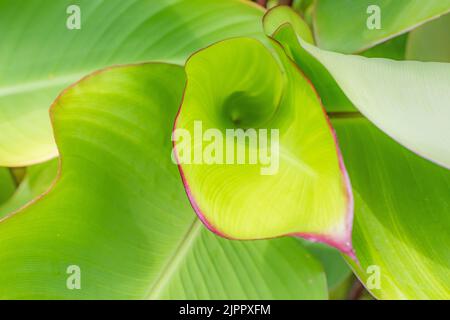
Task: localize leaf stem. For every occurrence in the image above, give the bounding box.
[256,0,268,7]
[278,0,293,6]
[347,279,365,300]
[8,168,20,187]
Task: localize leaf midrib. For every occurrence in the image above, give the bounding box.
[0,73,85,97]
[146,217,202,299]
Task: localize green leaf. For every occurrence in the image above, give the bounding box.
[333,118,450,299]
[0,159,58,219]
[314,0,450,53]
[174,38,354,255]
[0,63,327,299]
[406,13,450,62]
[360,34,407,61]
[0,0,265,167]
[262,5,314,44]
[300,240,352,291]
[292,0,314,14]
[0,168,16,205]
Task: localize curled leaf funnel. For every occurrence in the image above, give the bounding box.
[173,38,355,257]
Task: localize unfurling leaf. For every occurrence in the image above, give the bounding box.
[174,38,354,256]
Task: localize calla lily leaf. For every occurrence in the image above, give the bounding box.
[0,63,327,299]
[314,0,450,53]
[174,38,354,256]
[0,0,265,167]
[265,7,450,168]
[334,118,450,299]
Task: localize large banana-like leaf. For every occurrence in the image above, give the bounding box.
[406,13,450,62]
[0,0,265,167]
[334,118,450,299]
[0,63,327,299]
[314,0,450,53]
[265,7,450,168]
[174,38,354,256]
